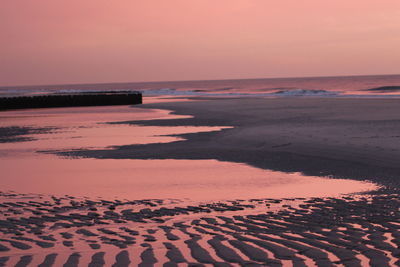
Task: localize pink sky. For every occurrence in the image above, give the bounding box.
[1,0,400,86]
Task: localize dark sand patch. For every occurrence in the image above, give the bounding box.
[57,98,400,187]
[88,252,105,267]
[0,257,9,267]
[14,255,32,267]
[38,253,57,267]
[63,253,80,267]
[112,250,131,267]
[0,126,57,143]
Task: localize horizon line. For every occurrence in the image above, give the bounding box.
[1,73,400,89]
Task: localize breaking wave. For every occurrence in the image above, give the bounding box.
[271,89,339,96]
[142,88,340,97]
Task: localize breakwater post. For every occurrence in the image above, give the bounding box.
[0,91,142,111]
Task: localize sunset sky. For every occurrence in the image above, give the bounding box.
[1,0,400,86]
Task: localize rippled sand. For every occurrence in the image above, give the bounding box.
[0,99,398,266]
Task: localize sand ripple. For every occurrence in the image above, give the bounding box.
[0,191,399,266]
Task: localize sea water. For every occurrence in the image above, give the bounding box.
[1,74,400,98]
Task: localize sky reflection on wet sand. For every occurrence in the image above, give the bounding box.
[0,105,377,201]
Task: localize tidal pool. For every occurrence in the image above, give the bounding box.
[0,104,377,201]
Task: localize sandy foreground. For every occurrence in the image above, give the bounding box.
[0,97,400,266]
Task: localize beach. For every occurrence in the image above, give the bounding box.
[0,96,399,266]
[67,97,400,185]
[3,0,400,264]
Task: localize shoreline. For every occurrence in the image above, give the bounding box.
[59,97,400,188]
[0,103,377,200]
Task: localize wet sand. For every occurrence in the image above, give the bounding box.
[67,97,400,187]
[0,190,399,266]
[1,98,400,266]
[0,157,377,200]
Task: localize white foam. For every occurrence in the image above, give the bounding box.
[271,89,339,97]
[142,88,207,96]
[141,87,400,98]
[141,88,340,97]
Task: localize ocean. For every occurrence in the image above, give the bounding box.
[1,74,400,98]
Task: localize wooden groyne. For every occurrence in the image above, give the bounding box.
[0,91,142,111]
